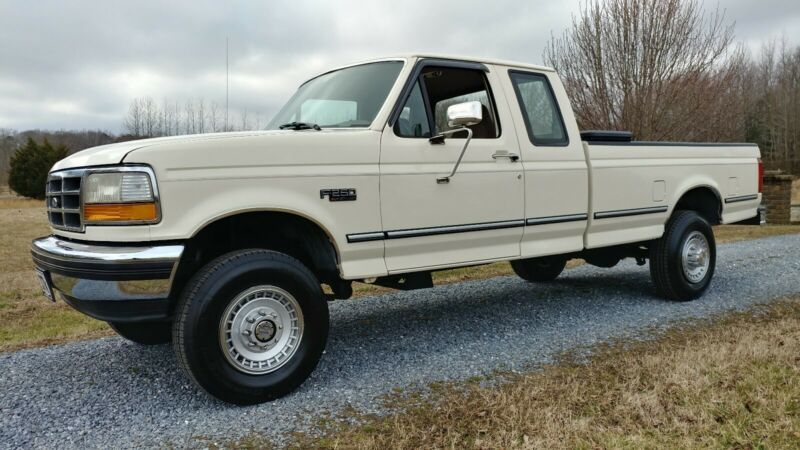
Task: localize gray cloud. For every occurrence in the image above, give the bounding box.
[0,0,798,132]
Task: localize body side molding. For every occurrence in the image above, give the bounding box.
[526,213,588,226]
[347,213,590,243]
[724,194,759,204]
[593,205,669,219]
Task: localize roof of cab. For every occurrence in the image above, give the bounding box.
[304,53,555,84]
[390,53,555,72]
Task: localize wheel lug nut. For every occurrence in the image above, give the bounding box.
[242,330,251,336]
[247,317,255,323]
[258,311,267,316]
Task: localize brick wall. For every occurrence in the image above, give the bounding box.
[763,170,793,224]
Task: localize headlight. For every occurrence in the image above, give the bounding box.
[83,169,160,224]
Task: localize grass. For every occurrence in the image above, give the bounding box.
[0,197,111,351]
[1,194,799,352]
[265,296,800,449]
[713,224,800,244]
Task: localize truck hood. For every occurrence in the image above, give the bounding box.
[51,131,271,171]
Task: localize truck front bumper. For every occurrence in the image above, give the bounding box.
[31,236,184,323]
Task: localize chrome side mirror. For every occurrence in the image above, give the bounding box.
[446,101,482,127]
[430,101,483,184]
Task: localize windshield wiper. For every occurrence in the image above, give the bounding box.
[278,121,322,131]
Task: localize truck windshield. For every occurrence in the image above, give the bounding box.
[266,61,404,129]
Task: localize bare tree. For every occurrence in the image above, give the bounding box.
[208,102,221,132]
[142,97,159,137]
[160,97,174,136]
[123,98,144,136]
[743,39,800,167]
[172,100,181,136]
[240,108,249,131]
[197,98,206,134]
[184,99,197,135]
[544,0,744,141]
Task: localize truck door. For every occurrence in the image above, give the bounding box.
[378,61,525,272]
[498,69,589,257]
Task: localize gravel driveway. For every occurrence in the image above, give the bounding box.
[2,234,799,449]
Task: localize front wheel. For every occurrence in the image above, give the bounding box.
[109,321,171,345]
[649,210,716,301]
[172,249,329,405]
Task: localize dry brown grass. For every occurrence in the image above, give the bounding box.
[714,224,800,243]
[1,193,798,353]
[0,197,110,352]
[281,297,800,449]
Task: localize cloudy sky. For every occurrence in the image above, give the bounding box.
[1,0,799,133]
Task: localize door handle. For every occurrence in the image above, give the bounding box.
[492,151,520,162]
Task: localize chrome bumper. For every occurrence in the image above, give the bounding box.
[31,236,184,322]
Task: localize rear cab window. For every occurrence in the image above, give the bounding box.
[509,71,568,146]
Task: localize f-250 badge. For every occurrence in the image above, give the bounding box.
[320,188,357,202]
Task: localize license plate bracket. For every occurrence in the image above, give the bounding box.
[34,268,55,302]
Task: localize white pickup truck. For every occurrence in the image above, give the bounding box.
[31,54,762,404]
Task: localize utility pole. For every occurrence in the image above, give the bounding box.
[225,36,229,132]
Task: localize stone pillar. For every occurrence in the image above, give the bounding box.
[762,170,793,225]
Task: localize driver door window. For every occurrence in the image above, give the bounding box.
[395,67,500,139]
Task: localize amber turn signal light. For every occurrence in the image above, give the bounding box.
[84,203,158,222]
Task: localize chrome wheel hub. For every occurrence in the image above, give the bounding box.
[681,231,710,283]
[254,319,277,342]
[219,285,304,374]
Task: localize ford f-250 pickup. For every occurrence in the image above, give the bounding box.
[31,54,762,404]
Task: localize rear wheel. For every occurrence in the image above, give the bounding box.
[109,321,171,345]
[649,210,716,301]
[511,256,567,282]
[173,249,328,405]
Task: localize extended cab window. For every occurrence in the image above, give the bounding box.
[510,71,568,146]
[395,66,500,139]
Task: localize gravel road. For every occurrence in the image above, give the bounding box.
[2,234,799,449]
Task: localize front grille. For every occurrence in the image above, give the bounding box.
[46,170,84,232]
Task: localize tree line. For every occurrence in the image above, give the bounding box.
[122,97,264,137]
[0,129,116,187]
[545,0,800,172]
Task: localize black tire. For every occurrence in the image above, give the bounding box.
[109,321,171,345]
[649,210,716,301]
[172,249,328,405]
[511,256,567,282]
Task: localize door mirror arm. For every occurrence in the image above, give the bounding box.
[431,126,473,184]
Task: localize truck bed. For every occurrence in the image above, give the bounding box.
[582,138,760,248]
